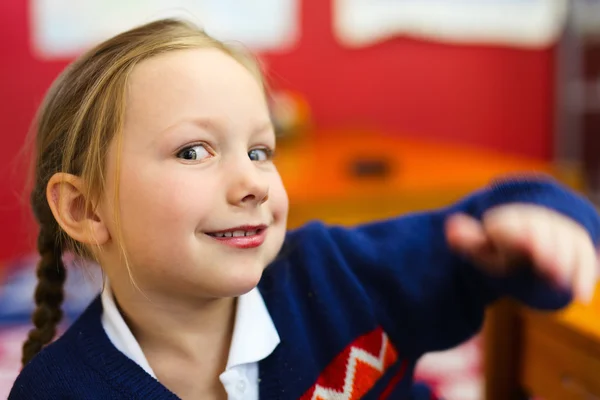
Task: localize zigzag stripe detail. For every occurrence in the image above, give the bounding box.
[311,334,390,400]
[300,327,399,400]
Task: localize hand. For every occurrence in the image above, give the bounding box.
[445,204,599,303]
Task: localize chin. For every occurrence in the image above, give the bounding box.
[216,262,265,297]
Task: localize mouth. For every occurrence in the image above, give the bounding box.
[204,225,268,248]
[205,225,267,238]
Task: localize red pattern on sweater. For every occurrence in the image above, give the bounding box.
[300,327,400,400]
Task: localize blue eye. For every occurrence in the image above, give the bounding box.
[177,144,210,161]
[248,148,272,162]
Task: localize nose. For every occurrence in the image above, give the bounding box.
[226,161,269,208]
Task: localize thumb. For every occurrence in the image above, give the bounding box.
[445,213,504,271]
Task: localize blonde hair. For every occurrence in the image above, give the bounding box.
[23,18,265,366]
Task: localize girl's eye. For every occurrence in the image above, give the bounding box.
[177,144,211,161]
[248,148,273,162]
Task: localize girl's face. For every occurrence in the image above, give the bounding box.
[99,48,288,300]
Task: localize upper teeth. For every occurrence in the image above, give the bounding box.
[211,230,257,238]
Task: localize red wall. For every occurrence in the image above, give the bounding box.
[0,0,556,261]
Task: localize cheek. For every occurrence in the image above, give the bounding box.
[117,168,217,235]
[269,174,289,222]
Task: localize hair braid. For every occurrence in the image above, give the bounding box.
[21,203,67,366]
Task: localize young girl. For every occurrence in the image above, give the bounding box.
[9,18,600,400]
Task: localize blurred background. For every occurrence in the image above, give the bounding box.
[1,1,600,399]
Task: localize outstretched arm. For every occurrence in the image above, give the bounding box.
[325,177,600,355]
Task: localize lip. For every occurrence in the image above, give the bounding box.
[204,225,268,249]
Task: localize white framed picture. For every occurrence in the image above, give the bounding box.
[30,0,300,59]
[333,0,569,48]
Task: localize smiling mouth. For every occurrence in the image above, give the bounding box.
[206,228,263,238]
[205,225,267,239]
[204,225,268,248]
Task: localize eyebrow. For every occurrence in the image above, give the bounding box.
[164,117,274,136]
[252,120,275,135]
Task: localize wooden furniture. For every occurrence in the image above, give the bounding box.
[277,129,595,399]
[485,289,600,400]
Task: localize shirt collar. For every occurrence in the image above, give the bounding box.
[101,283,156,377]
[226,284,280,369]
[100,282,279,374]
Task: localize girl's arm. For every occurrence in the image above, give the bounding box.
[321,177,600,355]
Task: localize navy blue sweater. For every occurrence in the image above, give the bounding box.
[9,178,600,399]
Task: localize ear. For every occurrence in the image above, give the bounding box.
[46,173,110,246]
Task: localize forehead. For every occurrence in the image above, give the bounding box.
[124,48,268,133]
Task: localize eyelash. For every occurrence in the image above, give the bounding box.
[249,147,275,162]
[176,142,213,161]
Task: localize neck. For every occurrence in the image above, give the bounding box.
[109,279,237,372]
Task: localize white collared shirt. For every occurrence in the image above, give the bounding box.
[100,284,280,400]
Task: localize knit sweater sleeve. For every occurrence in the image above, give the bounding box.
[323,177,600,355]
